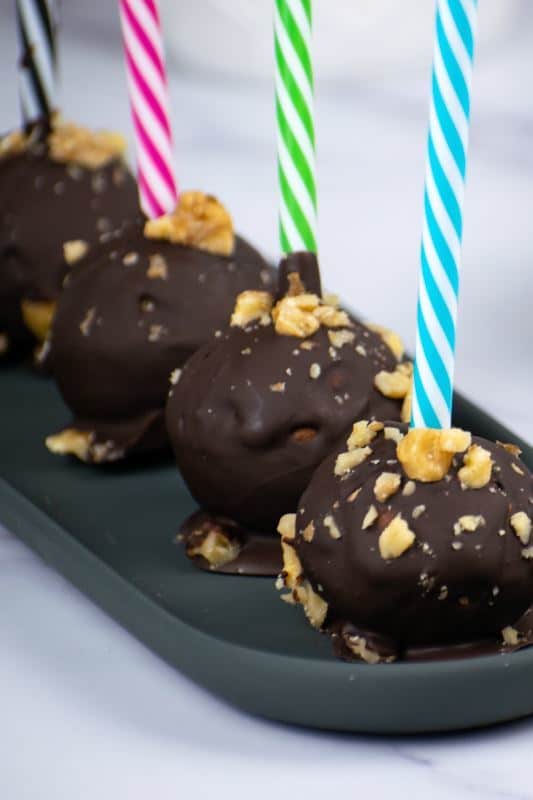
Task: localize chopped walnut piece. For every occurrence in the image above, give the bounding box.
[144,190,234,256]
[379,514,416,559]
[401,387,413,423]
[347,488,362,503]
[412,505,426,519]
[49,122,126,168]
[123,251,139,266]
[453,515,486,535]
[309,362,321,379]
[280,541,328,628]
[334,446,372,477]
[521,547,533,560]
[148,324,165,342]
[328,329,355,349]
[458,444,493,489]
[367,323,405,361]
[46,428,92,461]
[79,307,96,337]
[374,362,412,400]
[313,304,352,329]
[497,441,522,458]
[147,254,168,280]
[345,635,388,665]
[397,427,471,482]
[510,511,532,545]
[502,626,521,647]
[362,505,378,530]
[347,420,382,450]
[373,472,401,502]
[272,293,321,338]
[231,290,273,328]
[286,272,306,296]
[0,129,27,158]
[384,426,404,444]
[188,530,240,569]
[277,513,296,540]
[21,299,56,342]
[302,522,315,542]
[402,480,416,497]
[63,239,88,265]
[270,382,285,393]
[511,463,525,477]
[169,368,182,385]
[324,514,342,539]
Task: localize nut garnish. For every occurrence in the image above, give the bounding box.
[63,239,88,265]
[412,505,426,519]
[302,522,315,542]
[397,428,471,482]
[324,514,342,540]
[384,426,404,444]
[497,441,522,458]
[502,626,521,647]
[309,363,321,379]
[362,505,378,530]
[453,515,486,535]
[374,361,413,400]
[49,122,126,168]
[345,635,387,665]
[313,304,352,329]
[144,190,234,256]
[277,513,296,540]
[0,129,27,158]
[458,444,493,489]
[367,323,405,361]
[280,541,328,628]
[170,368,182,385]
[79,307,96,337]
[401,388,413,424]
[21,299,55,342]
[328,329,355,349]
[270,382,285,393]
[378,514,416,559]
[511,463,525,477]
[347,420,383,450]
[45,428,92,461]
[231,290,273,328]
[272,293,321,337]
[187,529,240,569]
[147,254,168,280]
[510,511,532,545]
[402,480,416,497]
[373,472,401,502]
[347,488,362,502]
[334,446,372,477]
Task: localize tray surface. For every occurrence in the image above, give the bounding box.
[1,365,533,734]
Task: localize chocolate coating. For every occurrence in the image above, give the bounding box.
[48,222,274,457]
[0,131,138,357]
[166,298,404,534]
[292,424,533,661]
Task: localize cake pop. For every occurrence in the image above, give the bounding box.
[278,420,533,662]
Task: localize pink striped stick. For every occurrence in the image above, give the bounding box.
[118,0,179,219]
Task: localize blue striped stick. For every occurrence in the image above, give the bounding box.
[411,0,478,429]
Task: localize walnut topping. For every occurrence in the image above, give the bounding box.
[379,514,416,559]
[511,463,525,477]
[309,362,321,379]
[0,129,27,158]
[46,428,92,461]
[169,368,182,385]
[453,515,486,535]
[397,428,471,482]
[144,191,234,256]
[458,444,493,489]
[291,427,317,443]
[148,324,165,342]
[347,488,361,502]
[345,635,388,665]
[272,293,321,337]
[502,626,521,647]
[280,541,328,628]
[328,329,355,349]
[302,522,315,542]
[324,514,342,540]
[334,446,372,477]
[402,480,416,497]
[412,505,426,519]
[147,254,168,279]
[367,323,405,361]
[270,382,285,393]
[300,340,316,351]
[401,388,413,424]
[21,299,55,342]
[187,529,240,569]
[374,362,412,400]
[231,290,273,328]
[63,239,88,265]
[362,505,378,530]
[313,304,352,329]
[498,441,522,458]
[347,420,383,450]
[521,547,533,560]
[355,344,367,357]
[384,426,404,444]
[49,122,126,168]
[123,252,139,266]
[277,513,296,540]
[510,511,532,545]
[373,472,401,502]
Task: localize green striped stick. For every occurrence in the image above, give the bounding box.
[274,0,317,253]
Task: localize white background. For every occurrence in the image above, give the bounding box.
[1,1,532,797]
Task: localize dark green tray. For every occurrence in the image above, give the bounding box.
[1,365,532,734]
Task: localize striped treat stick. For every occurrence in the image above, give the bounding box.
[15,0,59,124]
[411,0,478,429]
[118,0,178,219]
[274,0,317,253]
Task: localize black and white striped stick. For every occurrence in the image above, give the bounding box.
[15,0,59,125]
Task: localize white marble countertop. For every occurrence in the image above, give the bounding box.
[0,2,532,798]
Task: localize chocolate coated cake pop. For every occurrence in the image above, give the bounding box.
[166,253,411,573]
[45,191,274,462]
[278,421,533,662]
[0,120,139,359]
